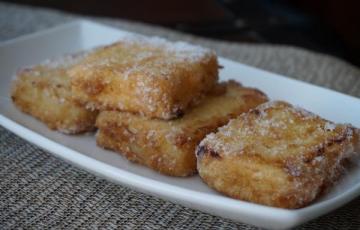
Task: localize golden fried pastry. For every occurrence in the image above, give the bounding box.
[11,53,98,134]
[96,81,268,176]
[69,36,218,120]
[197,101,360,209]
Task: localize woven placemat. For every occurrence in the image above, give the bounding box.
[1,2,360,229]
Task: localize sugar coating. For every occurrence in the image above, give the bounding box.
[199,101,354,157]
[96,81,268,176]
[197,100,360,208]
[12,49,98,134]
[16,49,97,78]
[41,51,92,69]
[109,34,214,62]
[76,34,216,77]
[70,34,219,119]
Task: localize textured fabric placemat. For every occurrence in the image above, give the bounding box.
[1,2,359,229]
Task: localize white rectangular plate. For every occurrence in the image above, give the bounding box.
[1,20,359,230]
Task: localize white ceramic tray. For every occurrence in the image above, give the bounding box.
[0,20,359,230]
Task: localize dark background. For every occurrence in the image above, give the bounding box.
[3,0,359,67]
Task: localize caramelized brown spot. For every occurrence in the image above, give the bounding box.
[317,146,325,155]
[173,108,184,118]
[326,134,347,147]
[252,109,260,116]
[208,149,222,159]
[332,136,347,143]
[196,145,222,159]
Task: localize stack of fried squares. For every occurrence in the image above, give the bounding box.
[12,35,268,176]
[71,36,268,176]
[12,33,359,209]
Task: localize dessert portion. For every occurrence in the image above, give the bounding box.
[197,101,360,208]
[96,81,268,176]
[69,35,218,120]
[11,32,360,209]
[11,53,98,134]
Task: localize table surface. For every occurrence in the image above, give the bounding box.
[1,2,360,229]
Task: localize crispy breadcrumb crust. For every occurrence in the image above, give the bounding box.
[69,37,219,120]
[197,101,360,208]
[96,81,268,176]
[11,55,98,134]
